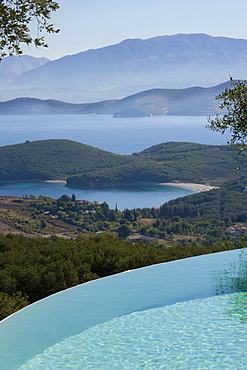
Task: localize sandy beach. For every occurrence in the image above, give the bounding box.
[161,182,219,192]
[45,180,67,184]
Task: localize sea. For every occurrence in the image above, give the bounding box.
[0,114,230,209]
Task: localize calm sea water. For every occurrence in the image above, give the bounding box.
[0,114,230,155]
[0,114,229,208]
[0,181,195,210]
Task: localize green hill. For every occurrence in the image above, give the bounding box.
[0,139,132,181]
[67,142,246,187]
[159,177,247,224]
[0,139,246,185]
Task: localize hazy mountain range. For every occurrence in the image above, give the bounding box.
[0,55,49,85]
[0,81,231,117]
[0,33,247,103]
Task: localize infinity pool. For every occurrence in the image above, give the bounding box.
[0,248,247,369]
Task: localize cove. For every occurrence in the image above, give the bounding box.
[0,181,196,210]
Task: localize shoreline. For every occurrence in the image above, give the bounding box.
[0,179,67,184]
[45,180,66,184]
[160,182,219,192]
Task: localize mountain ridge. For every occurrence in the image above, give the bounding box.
[0,55,49,85]
[1,33,247,103]
[0,81,231,116]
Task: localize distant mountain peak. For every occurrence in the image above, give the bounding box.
[1,34,247,103]
[0,55,49,87]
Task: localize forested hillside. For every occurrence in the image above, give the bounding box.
[159,177,247,224]
[0,139,131,181]
[67,142,246,187]
[0,139,245,185]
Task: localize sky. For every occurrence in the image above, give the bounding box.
[24,0,247,60]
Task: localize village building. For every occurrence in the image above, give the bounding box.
[225,225,247,239]
[75,200,91,206]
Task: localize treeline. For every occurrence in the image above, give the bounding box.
[28,194,228,242]
[30,195,121,234]
[0,232,239,321]
[158,177,247,224]
[132,217,228,245]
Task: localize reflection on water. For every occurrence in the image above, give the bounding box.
[227,292,247,323]
[211,248,247,323]
[211,248,247,295]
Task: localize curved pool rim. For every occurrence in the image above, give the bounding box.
[0,248,245,369]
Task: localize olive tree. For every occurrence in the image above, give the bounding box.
[207,78,247,164]
[0,0,60,59]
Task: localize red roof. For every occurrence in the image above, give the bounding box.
[75,200,90,205]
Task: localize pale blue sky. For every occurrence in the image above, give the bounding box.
[24,0,247,60]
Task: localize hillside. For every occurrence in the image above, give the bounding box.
[100,82,231,117]
[1,34,247,102]
[66,142,246,187]
[0,140,246,186]
[0,97,117,115]
[0,55,49,85]
[0,81,230,116]
[0,139,132,181]
[159,177,247,224]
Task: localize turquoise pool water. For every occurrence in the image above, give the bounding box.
[19,293,247,369]
[0,249,247,369]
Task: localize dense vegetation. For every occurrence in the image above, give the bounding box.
[67,142,247,187]
[1,176,247,241]
[1,140,247,184]
[0,139,131,181]
[66,161,172,187]
[0,232,241,321]
[158,177,247,224]
[20,178,247,240]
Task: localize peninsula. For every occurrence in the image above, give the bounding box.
[0,140,245,187]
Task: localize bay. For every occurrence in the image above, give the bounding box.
[0,114,227,208]
[0,181,196,210]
